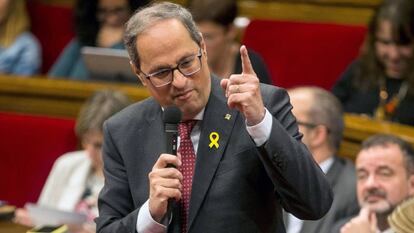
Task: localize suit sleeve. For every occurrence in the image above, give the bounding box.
[258,86,333,220]
[96,122,141,233]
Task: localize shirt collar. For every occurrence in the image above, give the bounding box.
[319,157,334,174]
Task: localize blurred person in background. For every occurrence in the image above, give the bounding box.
[0,0,41,76]
[388,196,414,233]
[48,0,147,80]
[13,89,131,233]
[287,87,359,233]
[339,134,414,233]
[188,0,272,84]
[332,0,414,126]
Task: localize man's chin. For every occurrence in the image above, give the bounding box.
[364,201,392,214]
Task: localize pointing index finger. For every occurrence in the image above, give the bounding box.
[240,45,255,75]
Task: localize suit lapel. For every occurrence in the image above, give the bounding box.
[188,77,239,229]
[325,157,342,185]
[140,103,166,170]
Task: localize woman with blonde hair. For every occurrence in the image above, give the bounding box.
[0,0,41,75]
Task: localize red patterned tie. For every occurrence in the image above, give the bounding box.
[178,120,197,233]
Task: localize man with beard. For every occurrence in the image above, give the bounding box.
[340,134,414,233]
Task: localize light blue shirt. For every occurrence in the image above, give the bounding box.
[0,32,41,76]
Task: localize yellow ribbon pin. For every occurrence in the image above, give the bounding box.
[209,132,219,149]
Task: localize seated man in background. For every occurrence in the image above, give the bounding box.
[340,134,414,233]
[188,0,272,84]
[287,87,359,233]
[13,89,130,233]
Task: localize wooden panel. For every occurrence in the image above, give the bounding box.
[0,75,149,118]
[253,0,381,7]
[239,1,374,25]
[339,114,414,160]
[35,0,377,26]
[40,0,382,8]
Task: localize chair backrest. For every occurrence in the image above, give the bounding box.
[27,1,75,73]
[0,112,77,207]
[242,19,367,89]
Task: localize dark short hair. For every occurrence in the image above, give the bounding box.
[360,134,414,175]
[124,2,202,69]
[75,89,131,138]
[188,0,238,27]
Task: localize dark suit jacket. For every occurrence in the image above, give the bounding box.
[96,76,333,233]
[289,156,359,233]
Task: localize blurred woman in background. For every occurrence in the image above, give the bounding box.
[332,0,414,126]
[48,0,147,80]
[14,89,131,233]
[0,0,41,76]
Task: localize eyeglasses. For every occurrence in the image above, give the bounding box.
[139,48,203,88]
[83,138,103,150]
[297,121,318,129]
[297,121,331,133]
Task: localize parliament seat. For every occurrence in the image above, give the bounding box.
[0,112,77,207]
[27,1,74,73]
[242,19,367,89]
[0,75,147,207]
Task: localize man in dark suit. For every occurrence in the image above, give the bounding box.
[96,2,333,233]
[286,87,359,233]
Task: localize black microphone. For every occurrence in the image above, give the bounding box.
[163,106,182,230]
[163,106,182,157]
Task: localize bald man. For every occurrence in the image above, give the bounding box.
[286,87,359,233]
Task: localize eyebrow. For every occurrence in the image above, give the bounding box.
[356,168,367,173]
[146,51,197,74]
[376,166,393,172]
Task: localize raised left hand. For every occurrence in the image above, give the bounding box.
[220,45,265,125]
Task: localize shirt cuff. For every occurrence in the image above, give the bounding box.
[137,200,167,233]
[246,108,272,146]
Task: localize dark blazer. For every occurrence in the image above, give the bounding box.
[96,76,333,233]
[291,157,359,233]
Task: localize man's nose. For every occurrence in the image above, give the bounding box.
[171,69,187,88]
[364,174,380,189]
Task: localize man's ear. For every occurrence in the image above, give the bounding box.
[225,24,237,41]
[130,61,146,86]
[408,174,414,196]
[199,32,207,56]
[310,125,328,148]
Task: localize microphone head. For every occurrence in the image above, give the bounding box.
[163,106,182,124]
